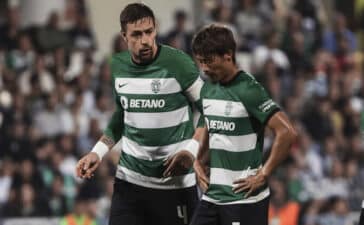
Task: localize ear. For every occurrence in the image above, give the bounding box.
[121,31,127,42]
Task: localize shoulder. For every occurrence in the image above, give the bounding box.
[160,45,195,66]
[110,51,130,78]
[111,51,129,65]
[233,72,266,98]
[235,71,259,89]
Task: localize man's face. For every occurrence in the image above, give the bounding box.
[123,17,157,64]
[195,54,228,83]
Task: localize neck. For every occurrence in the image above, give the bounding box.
[220,65,239,84]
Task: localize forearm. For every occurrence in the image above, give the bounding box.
[103,106,123,143]
[92,106,123,160]
[262,129,295,176]
[99,134,116,149]
[196,126,209,164]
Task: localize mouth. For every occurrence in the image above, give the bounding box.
[140,48,152,56]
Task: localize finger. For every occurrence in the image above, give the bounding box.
[233,185,250,194]
[233,178,248,184]
[76,160,86,177]
[244,187,255,198]
[232,183,250,193]
[83,158,91,171]
[85,161,100,178]
[163,156,173,166]
[198,172,209,184]
[201,181,209,192]
[163,158,176,177]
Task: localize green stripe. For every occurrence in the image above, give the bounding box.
[118,93,189,113]
[206,184,267,203]
[210,149,262,171]
[206,115,255,135]
[120,152,193,178]
[123,120,194,146]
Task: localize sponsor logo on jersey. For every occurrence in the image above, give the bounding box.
[120,96,166,109]
[151,80,161,94]
[258,99,276,112]
[205,118,236,131]
[120,96,128,109]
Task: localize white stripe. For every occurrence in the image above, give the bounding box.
[115,165,196,189]
[203,99,248,118]
[115,78,182,95]
[122,136,191,160]
[362,200,364,208]
[202,188,270,205]
[185,77,203,102]
[210,167,260,187]
[124,106,190,129]
[210,133,257,152]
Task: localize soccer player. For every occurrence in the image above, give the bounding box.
[76,3,204,225]
[190,24,297,225]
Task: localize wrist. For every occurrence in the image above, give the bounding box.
[184,139,200,159]
[91,141,109,160]
[261,168,270,180]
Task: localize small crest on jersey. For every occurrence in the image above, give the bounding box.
[225,102,233,116]
[151,80,161,94]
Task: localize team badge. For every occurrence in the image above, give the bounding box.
[225,102,233,116]
[151,80,161,94]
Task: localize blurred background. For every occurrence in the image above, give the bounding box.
[0,0,364,224]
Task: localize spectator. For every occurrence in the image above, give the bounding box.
[164,10,193,54]
[322,13,357,53]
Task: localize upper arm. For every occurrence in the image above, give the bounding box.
[267,111,296,137]
[173,51,203,102]
[239,77,280,124]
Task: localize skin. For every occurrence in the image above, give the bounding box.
[121,17,158,64]
[193,52,297,196]
[76,16,204,179]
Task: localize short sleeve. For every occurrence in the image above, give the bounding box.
[240,77,280,124]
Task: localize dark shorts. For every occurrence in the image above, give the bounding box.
[109,178,198,225]
[360,208,364,225]
[190,197,270,225]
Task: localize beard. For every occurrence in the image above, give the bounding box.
[136,46,154,63]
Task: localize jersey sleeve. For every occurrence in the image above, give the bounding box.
[173,50,203,102]
[103,57,124,142]
[239,77,280,124]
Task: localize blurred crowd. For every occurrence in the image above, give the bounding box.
[1,0,364,225]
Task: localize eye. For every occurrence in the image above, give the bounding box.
[145,29,153,34]
[131,31,142,37]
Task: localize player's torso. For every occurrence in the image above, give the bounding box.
[110,46,196,189]
[200,77,269,204]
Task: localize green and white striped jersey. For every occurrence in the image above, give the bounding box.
[198,71,280,204]
[104,45,203,189]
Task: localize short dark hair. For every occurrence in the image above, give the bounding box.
[119,3,155,32]
[192,24,236,63]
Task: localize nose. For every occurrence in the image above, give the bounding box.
[200,63,209,74]
[141,33,148,45]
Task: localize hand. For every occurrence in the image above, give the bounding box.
[163,150,194,177]
[76,152,101,179]
[193,160,209,192]
[232,169,268,197]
